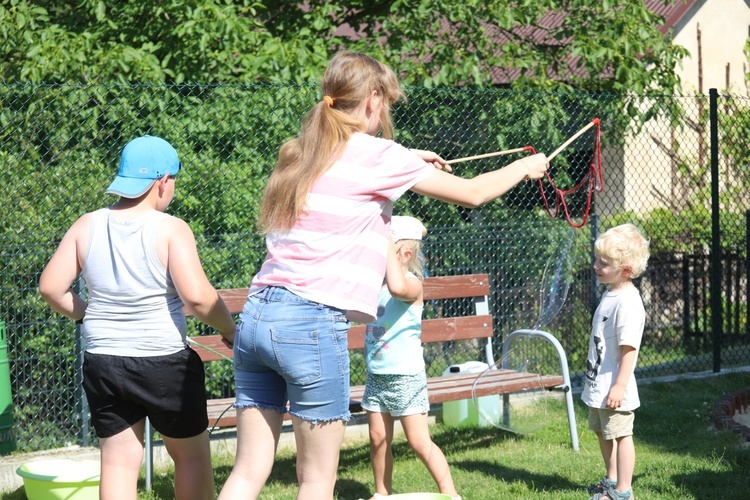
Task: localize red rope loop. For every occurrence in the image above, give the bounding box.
[529,119,604,228]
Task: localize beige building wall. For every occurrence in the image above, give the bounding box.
[599,0,750,218]
[674,0,750,94]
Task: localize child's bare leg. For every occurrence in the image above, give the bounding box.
[367,411,394,496]
[596,431,618,483]
[615,435,635,492]
[400,413,458,496]
[99,419,146,500]
[162,431,214,500]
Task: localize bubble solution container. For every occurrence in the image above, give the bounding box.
[16,459,100,500]
[441,361,501,428]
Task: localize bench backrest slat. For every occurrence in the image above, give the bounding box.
[423,274,490,300]
[216,288,250,314]
[190,336,233,362]
[346,315,493,350]
[189,273,492,360]
[206,274,491,314]
[421,315,493,343]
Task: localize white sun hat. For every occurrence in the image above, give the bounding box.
[391,216,427,242]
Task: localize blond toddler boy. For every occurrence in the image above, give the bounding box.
[582,223,650,500]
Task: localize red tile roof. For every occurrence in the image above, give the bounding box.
[484,1,700,84]
[648,0,700,34]
[335,1,700,85]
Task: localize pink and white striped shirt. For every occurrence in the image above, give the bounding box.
[249,133,434,322]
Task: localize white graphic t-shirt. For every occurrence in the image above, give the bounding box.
[581,286,645,411]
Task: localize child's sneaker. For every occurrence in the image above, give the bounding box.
[589,485,634,500]
[587,477,616,495]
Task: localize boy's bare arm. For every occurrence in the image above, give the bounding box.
[165,217,236,341]
[38,215,89,321]
[606,345,638,409]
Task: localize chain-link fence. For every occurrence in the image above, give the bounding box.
[1,83,748,453]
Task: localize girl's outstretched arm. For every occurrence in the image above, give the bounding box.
[411,149,452,173]
[410,153,548,208]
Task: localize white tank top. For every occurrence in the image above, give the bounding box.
[81,208,187,356]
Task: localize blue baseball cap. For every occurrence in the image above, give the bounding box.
[106,135,181,198]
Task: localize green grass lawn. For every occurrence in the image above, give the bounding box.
[142,371,750,499]
[5,371,749,499]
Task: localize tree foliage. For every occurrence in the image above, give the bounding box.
[1,0,687,93]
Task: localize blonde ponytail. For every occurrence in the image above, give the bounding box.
[258,52,405,232]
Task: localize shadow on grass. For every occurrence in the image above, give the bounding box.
[334,478,371,500]
[453,459,581,494]
[336,422,519,470]
[426,425,522,454]
[672,466,750,500]
[216,451,299,487]
[631,373,750,451]
[334,425,518,499]
[0,487,25,500]
[428,411,581,495]
[141,452,304,499]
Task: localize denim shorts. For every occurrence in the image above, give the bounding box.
[234,287,352,424]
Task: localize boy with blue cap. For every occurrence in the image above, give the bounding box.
[105,135,183,197]
[40,135,236,499]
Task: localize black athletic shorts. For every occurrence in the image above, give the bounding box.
[82,347,208,439]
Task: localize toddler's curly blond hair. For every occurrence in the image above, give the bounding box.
[594,223,650,278]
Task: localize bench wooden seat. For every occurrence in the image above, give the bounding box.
[195,339,565,425]
[206,397,238,428]
[348,369,564,413]
[144,273,579,489]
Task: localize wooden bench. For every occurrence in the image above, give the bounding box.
[144,274,579,489]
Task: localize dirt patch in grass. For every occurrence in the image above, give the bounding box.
[711,386,750,442]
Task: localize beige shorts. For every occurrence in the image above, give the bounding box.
[588,407,635,440]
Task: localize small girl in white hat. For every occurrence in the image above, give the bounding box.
[361,215,461,500]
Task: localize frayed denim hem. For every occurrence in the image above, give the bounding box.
[233,402,286,414]
[287,410,351,425]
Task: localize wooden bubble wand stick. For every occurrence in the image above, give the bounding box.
[446,146,535,165]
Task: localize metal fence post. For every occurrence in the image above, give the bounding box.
[709,88,722,372]
[73,275,90,446]
[682,254,693,351]
[0,320,16,454]
[747,210,750,339]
